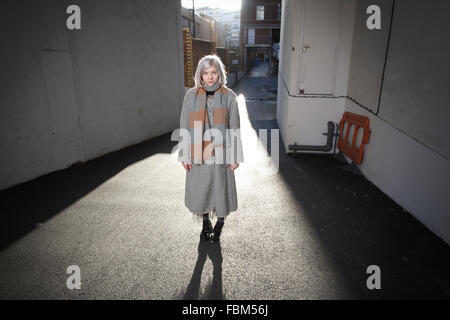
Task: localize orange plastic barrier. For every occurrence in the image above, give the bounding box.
[337,112,371,165]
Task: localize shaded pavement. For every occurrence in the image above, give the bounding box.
[0,62,449,300]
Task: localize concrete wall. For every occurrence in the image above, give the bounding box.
[347,0,393,113]
[213,20,226,47]
[344,0,450,244]
[226,71,246,88]
[197,15,213,42]
[207,16,226,47]
[277,0,450,244]
[0,0,184,190]
[277,0,357,152]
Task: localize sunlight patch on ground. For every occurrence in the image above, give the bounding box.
[237,94,279,176]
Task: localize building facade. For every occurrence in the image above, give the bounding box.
[196,7,241,49]
[239,0,281,72]
[181,6,226,46]
[200,14,226,47]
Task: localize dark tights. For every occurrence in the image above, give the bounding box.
[203,213,224,223]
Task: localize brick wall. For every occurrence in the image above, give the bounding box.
[255,28,271,44]
[192,38,216,77]
[184,29,233,86]
[216,47,230,73]
[241,1,280,23]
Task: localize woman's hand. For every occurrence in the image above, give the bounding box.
[182,162,192,171]
[229,163,239,171]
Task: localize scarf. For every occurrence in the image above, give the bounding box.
[189,82,230,164]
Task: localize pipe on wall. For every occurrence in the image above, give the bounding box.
[288,121,337,152]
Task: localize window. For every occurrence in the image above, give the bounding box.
[248,28,255,44]
[234,14,240,19]
[256,6,264,20]
[278,4,281,20]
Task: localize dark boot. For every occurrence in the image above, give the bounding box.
[211,220,224,243]
[200,219,213,241]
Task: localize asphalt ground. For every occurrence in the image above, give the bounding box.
[0,63,449,300]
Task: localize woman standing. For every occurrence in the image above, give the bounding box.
[178,55,244,243]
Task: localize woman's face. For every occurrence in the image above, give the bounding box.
[201,65,219,87]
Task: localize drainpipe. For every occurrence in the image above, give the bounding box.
[288,121,337,152]
[192,0,196,38]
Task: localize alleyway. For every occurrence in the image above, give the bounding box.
[0,62,449,300]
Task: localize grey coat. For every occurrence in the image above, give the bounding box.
[178,86,244,217]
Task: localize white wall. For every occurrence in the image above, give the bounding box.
[344,0,450,244]
[347,0,393,113]
[344,100,450,245]
[0,0,184,190]
[277,0,357,153]
[277,0,450,244]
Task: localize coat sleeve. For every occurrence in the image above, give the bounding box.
[178,91,192,164]
[227,95,244,164]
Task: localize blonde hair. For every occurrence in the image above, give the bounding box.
[194,54,227,87]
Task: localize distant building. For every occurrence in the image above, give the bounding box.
[239,0,281,72]
[181,6,226,47]
[201,14,226,47]
[196,7,241,48]
[181,6,201,39]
